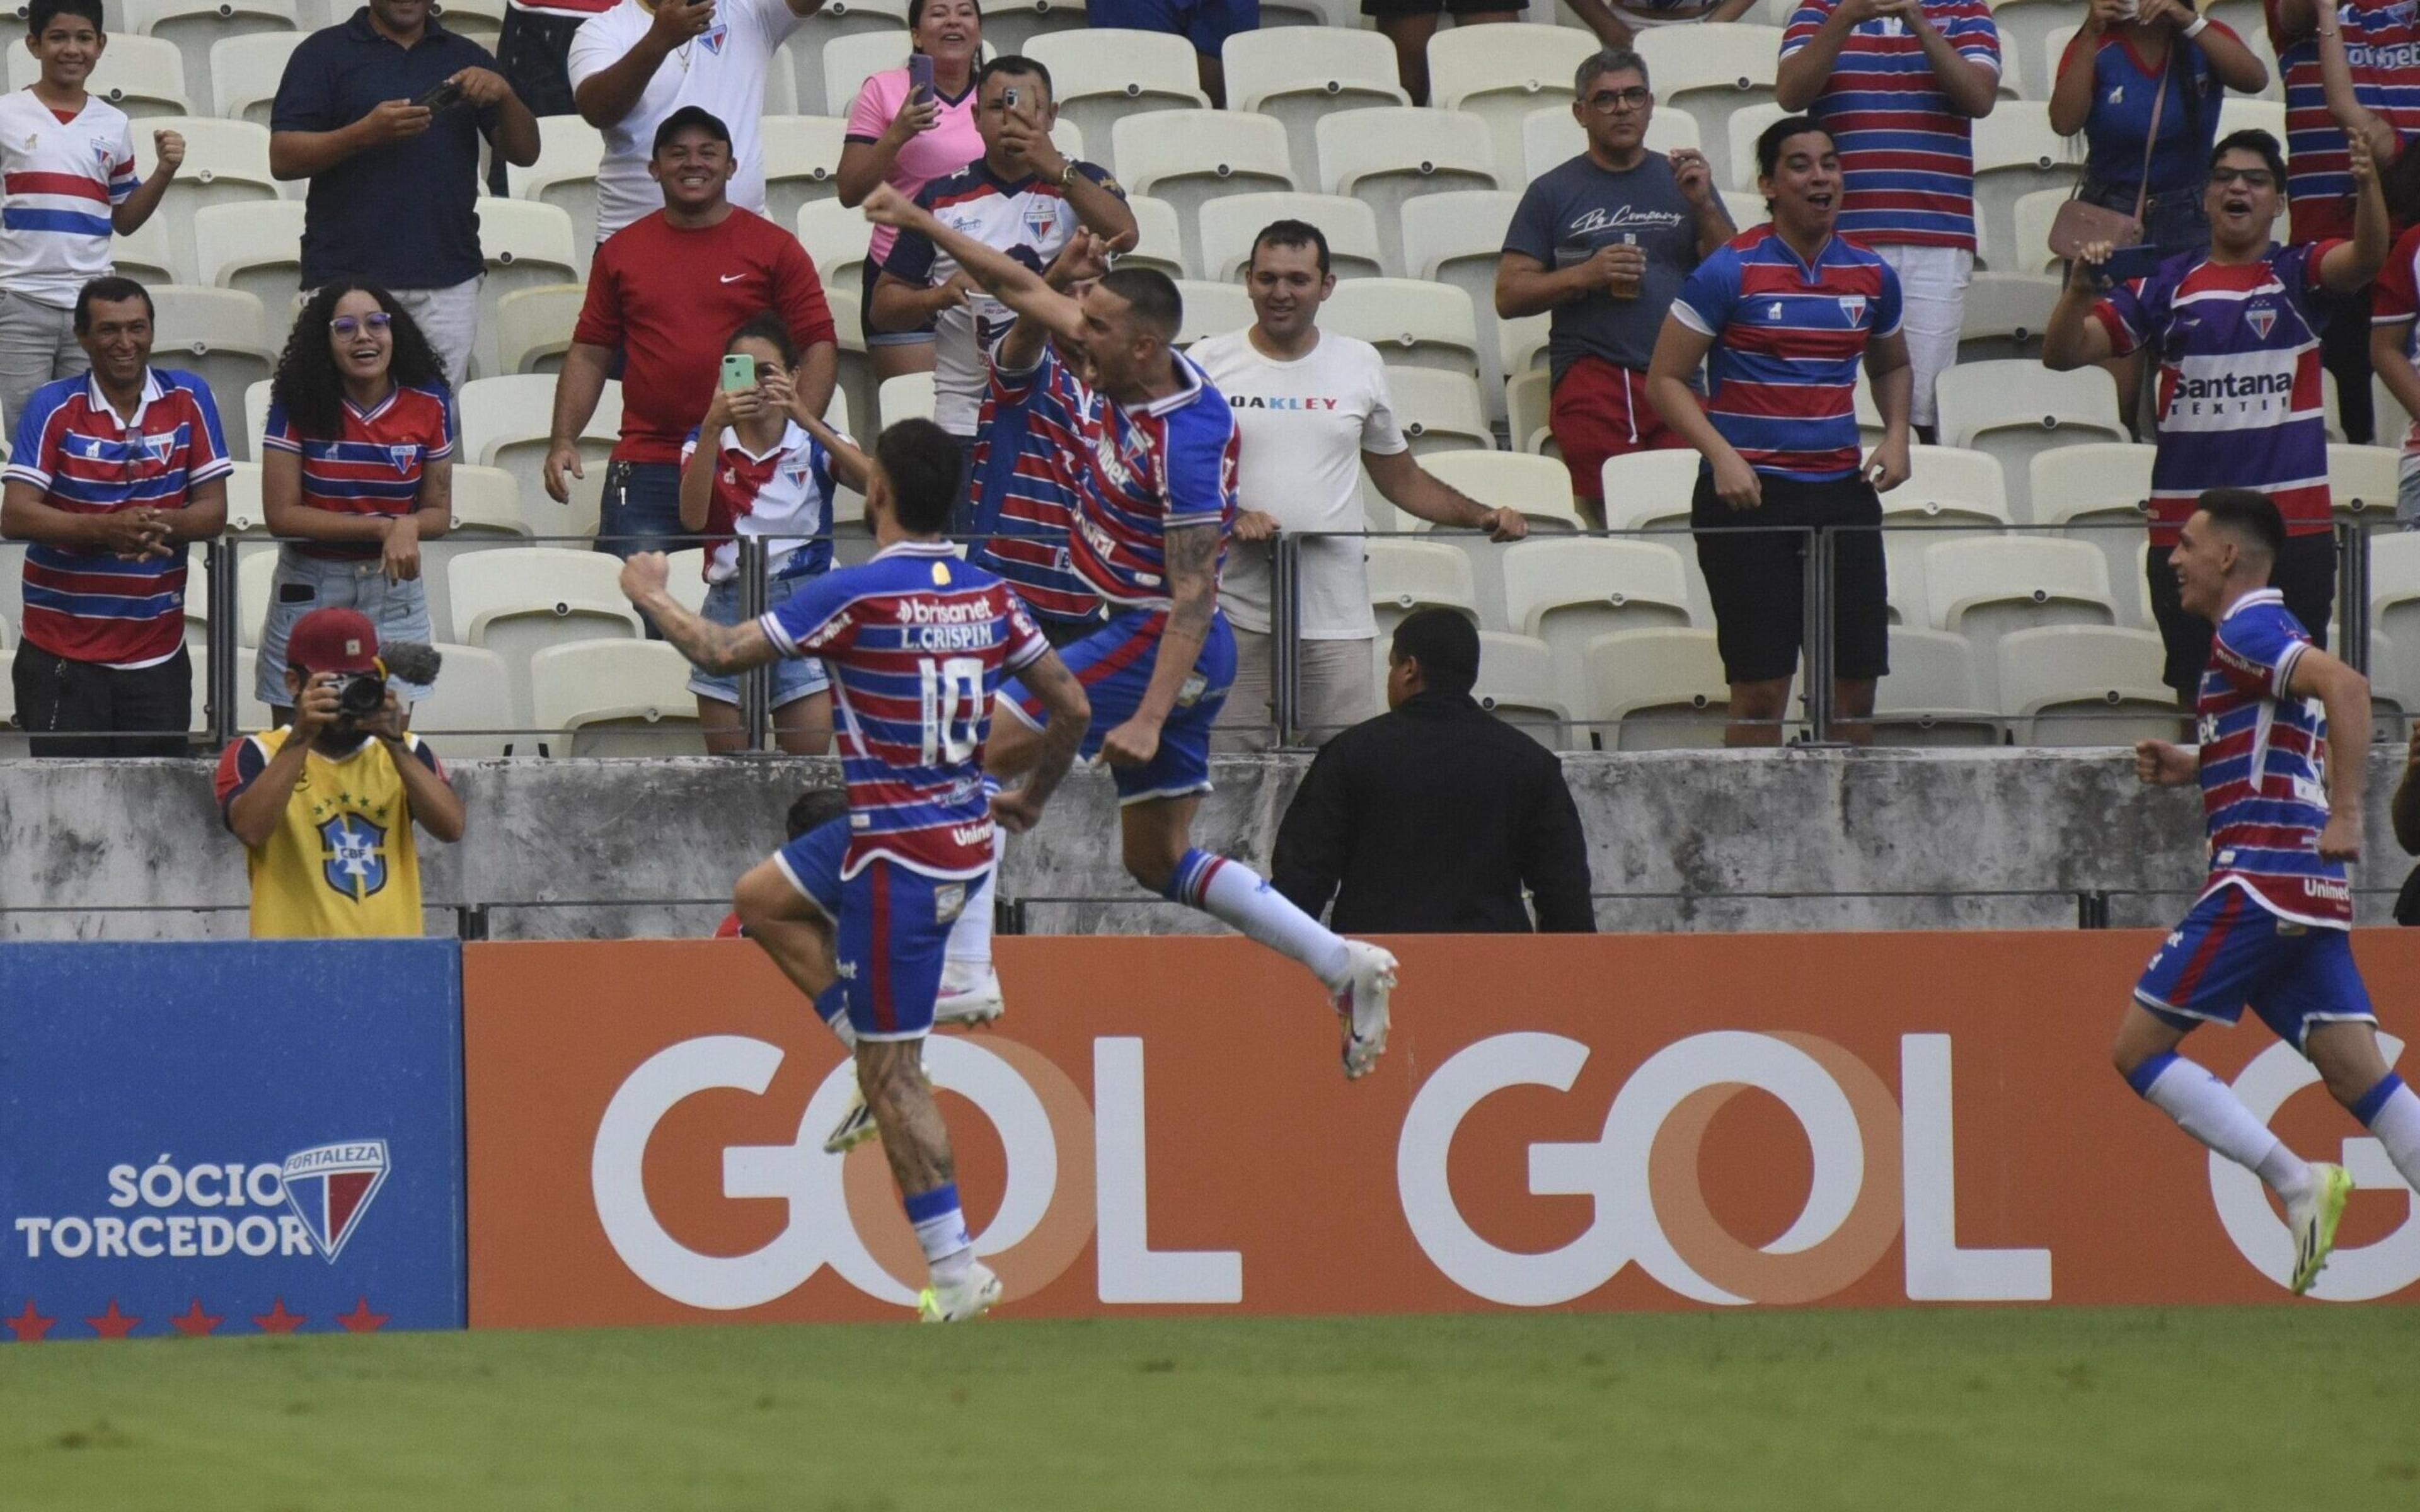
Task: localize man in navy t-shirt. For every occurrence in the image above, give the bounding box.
[1496,47,1734,522]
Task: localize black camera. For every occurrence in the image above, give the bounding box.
[336,671,388,721]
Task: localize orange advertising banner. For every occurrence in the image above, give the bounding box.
[461,932,2420,1328]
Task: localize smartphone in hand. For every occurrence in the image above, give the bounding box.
[417,79,465,112]
[907,52,935,102]
[721,353,757,392]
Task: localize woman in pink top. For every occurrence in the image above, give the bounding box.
[836,0,985,382]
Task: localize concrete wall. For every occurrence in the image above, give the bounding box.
[2,748,2411,939]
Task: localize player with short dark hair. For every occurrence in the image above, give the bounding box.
[863,183,1403,1080]
[621,416,1092,1322]
[2118,488,2420,1295]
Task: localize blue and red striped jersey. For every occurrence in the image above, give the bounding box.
[2094,243,2336,548]
[991,345,1238,610]
[967,337,1105,624]
[1672,227,1903,482]
[759,539,1049,880]
[4,367,231,667]
[1782,0,2000,251]
[262,382,457,561]
[2271,0,2420,243]
[2194,588,2349,929]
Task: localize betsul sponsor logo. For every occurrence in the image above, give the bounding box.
[1396,1031,2054,1307]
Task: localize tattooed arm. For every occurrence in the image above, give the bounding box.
[1097,521,1217,770]
[618,551,781,675]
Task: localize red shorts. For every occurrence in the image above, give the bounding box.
[1550,356,1686,501]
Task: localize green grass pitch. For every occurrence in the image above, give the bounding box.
[4,1308,2417,1509]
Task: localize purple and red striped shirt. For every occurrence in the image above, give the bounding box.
[2271,0,2420,244]
[1782,0,2000,252]
[5,367,230,667]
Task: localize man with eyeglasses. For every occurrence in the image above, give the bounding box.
[2043,129,2388,697]
[1,275,229,756]
[1497,48,1733,525]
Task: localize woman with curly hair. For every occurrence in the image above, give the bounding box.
[256,282,456,724]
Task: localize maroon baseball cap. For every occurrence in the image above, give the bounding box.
[286,607,380,675]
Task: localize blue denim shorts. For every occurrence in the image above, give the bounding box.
[687,572,831,708]
[254,547,437,708]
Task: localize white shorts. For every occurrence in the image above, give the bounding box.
[1874,243,1972,432]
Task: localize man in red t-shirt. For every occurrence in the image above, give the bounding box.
[544,105,838,561]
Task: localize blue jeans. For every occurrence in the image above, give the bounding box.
[255,549,437,708]
[594,461,693,559]
[688,573,832,707]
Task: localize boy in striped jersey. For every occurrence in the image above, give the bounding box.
[626,418,1093,1322]
[2118,488,2420,1296]
[863,183,1403,1080]
[0,0,182,428]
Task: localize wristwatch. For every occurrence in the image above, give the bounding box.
[1059,160,1078,190]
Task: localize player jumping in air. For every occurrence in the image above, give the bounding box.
[623,418,1092,1323]
[2119,488,2420,1294]
[861,184,1401,1079]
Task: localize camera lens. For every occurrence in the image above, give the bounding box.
[338,673,386,719]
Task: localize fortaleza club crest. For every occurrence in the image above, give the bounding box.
[280,1140,391,1263]
[1839,295,1867,326]
[388,444,417,475]
[2247,306,2278,340]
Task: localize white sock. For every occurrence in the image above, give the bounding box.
[946,850,1000,976]
[2135,1053,2308,1198]
[1166,847,1352,990]
[904,1182,974,1286]
[814,985,857,1050]
[2356,1075,2420,1192]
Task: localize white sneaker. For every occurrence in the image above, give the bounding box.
[1335,941,1397,1080]
[822,1085,877,1155]
[2286,1162,2354,1296]
[918,1259,1003,1322]
[936,962,1005,1028]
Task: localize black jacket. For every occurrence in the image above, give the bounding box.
[1270,690,1595,934]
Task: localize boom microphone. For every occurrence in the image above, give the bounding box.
[378,641,444,687]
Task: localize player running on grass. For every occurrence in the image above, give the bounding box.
[2119,488,2420,1294]
[623,417,1091,1322]
[861,184,1400,1079]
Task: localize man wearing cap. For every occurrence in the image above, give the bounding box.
[214,607,466,940]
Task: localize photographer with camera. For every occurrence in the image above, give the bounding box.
[216,608,465,940]
[270,0,541,392]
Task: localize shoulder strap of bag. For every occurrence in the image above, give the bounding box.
[2133,49,2175,226]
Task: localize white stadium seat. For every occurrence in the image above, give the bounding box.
[125,0,297,119]
[243,377,272,466]
[1957,272,2061,364]
[507,115,606,270]
[210,30,303,127]
[1634,23,1783,189]
[797,196,873,304]
[132,118,280,294]
[2329,444,2401,525]
[2369,533,2420,719]
[1969,112,2082,273]
[1586,627,1732,750]
[1400,188,1525,418]
[1225,27,1409,190]
[1599,450,1702,536]
[1366,537,1482,685]
[113,211,182,287]
[1923,536,2121,707]
[2029,444,2154,624]
[1875,627,2001,747]
[9,33,189,115]
[1199,192,1385,283]
[1315,106,1498,277]
[2008,187,2070,278]
[529,639,705,757]
[492,285,584,376]
[192,199,306,316]
[2217,97,2287,145]
[1473,630,1582,750]
[1173,279,1254,347]
[1997,625,2178,746]
[151,286,277,447]
[449,550,645,727]
[1503,536,1695,697]
[1025,30,1212,177]
[1119,195,1190,282]
[1321,278,1481,377]
[1425,23,1598,185]
[1112,110,1296,275]
[1507,367,1553,459]
[1724,101,1790,194]
[473,200,582,380]
[1380,368,1494,462]
[759,115,850,230]
[878,371,937,428]
[1987,0,2075,108]
[410,643,520,759]
[1936,361,2128,521]
[458,375,621,541]
[1417,450,1586,533]
[449,466,531,541]
[1889,445,2011,527]
[813,27,913,124]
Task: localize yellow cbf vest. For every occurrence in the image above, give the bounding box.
[236,727,434,939]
